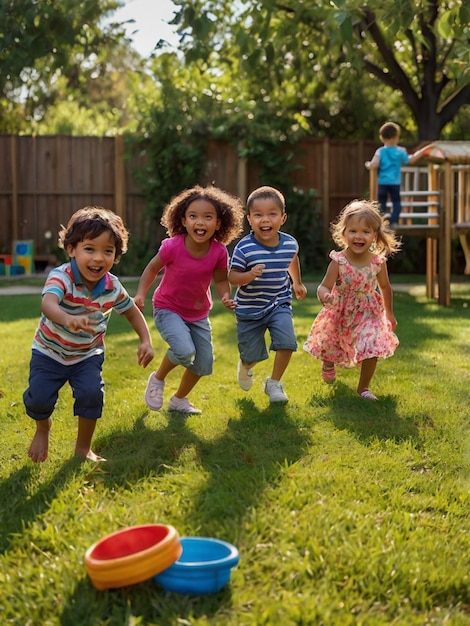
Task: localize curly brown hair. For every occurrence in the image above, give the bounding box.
[161,185,245,245]
[58,206,129,260]
[331,199,401,257]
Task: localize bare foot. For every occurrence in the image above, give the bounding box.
[75,447,107,462]
[28,429,50,463]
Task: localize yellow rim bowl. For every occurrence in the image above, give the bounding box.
[84,524,182,590]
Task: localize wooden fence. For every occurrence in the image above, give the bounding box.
[0,134,380,265]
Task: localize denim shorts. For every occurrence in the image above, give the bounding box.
[23,350,105,421]
[154,309,213,376]
[236,303,297,364]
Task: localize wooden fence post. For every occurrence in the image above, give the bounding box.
[10,135,18,243]
[438,161,452,306]
[114,135,126,221]
[237,141,247,202]
[322,138,330,239]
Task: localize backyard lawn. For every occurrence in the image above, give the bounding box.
[1,278,470,625]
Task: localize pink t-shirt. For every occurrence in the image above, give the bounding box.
[152,234,229,322]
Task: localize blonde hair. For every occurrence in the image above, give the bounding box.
[331,199,401,257]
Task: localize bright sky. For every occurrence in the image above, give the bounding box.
[112,0,179,57]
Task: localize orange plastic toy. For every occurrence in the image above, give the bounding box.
[84,524,182,590]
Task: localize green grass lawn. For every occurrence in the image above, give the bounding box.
[1,279,470,625]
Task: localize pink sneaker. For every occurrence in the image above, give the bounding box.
[145,373,165,410]
[168,396,201,414]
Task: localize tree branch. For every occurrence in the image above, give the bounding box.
[360,8,420,114]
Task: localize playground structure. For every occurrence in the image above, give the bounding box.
[368,141,470,306]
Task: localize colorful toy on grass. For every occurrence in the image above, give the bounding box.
[154,536,240,594]
[84,524,240,594]
[84,524,181,590]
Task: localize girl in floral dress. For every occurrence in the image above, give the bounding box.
[303,199,401,400]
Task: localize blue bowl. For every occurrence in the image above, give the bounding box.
[154,536,240,594]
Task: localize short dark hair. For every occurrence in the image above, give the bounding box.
[246,186,286,214]
[379,122,400,140]
[59,206,129,260]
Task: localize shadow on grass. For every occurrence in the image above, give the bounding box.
[0,456,92,554]
[56,400,309,624]
[312,381,420,443]
[61,576,236,626]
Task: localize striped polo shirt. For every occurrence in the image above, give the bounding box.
[230,231,298,320]
[32,259,133,364]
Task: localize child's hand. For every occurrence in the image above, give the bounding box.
[137,343,154,367]
[221,293,236,310]
[134,294,145,311]
[322,291,333,305]
[386,311,397,330]
[67,315,93,333]
[250,263,265,278]
[293,283,307,300]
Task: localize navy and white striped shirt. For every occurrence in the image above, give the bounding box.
[230,232,298,320]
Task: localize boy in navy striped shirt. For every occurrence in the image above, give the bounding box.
[229,186,307,403]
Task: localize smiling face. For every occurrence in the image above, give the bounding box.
[247,198,287,246]
[343,215,377,259]
[181,199,221,248]
[67,231,116,290]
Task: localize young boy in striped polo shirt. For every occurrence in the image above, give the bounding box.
[228,186,307,403]
[24,206,154,463]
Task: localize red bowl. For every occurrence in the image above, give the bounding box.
[85,524,182,590]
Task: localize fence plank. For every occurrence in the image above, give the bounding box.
[0,135,379,259]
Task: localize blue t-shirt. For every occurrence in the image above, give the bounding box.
[230,231,298,320]
[374,145,409,185]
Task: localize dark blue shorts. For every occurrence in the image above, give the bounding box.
[236,303,297,364]
[23,350,105,421]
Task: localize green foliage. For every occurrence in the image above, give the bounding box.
[170,0,470,140]
[0,0,143,132]
[1,280,470,624]
[127,55,211,252]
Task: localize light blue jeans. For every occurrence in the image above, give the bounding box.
[153,309,213,376]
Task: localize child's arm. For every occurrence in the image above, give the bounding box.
[122,304,154,367]
[288,254,307,300]
[134,253,164,311]
[213,269,236,310]
[377,262,397,330]
[316,260,339,304]
[42,293,92,332]
[365,154,380,170]
[408,143,432,165]
[228,264,265,286]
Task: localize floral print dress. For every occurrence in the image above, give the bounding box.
[303,250,398,367]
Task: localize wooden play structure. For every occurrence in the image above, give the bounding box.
[368,141,470,305]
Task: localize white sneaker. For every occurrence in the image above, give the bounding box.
[264,377,288,403]
[237,360,253,391]
[168,395,202,414]
[145,373,165,410]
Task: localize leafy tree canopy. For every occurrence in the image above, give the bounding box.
[169,0,470,140]
[0,0,149,133]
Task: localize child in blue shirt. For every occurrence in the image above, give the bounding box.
[366,122,430,227]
